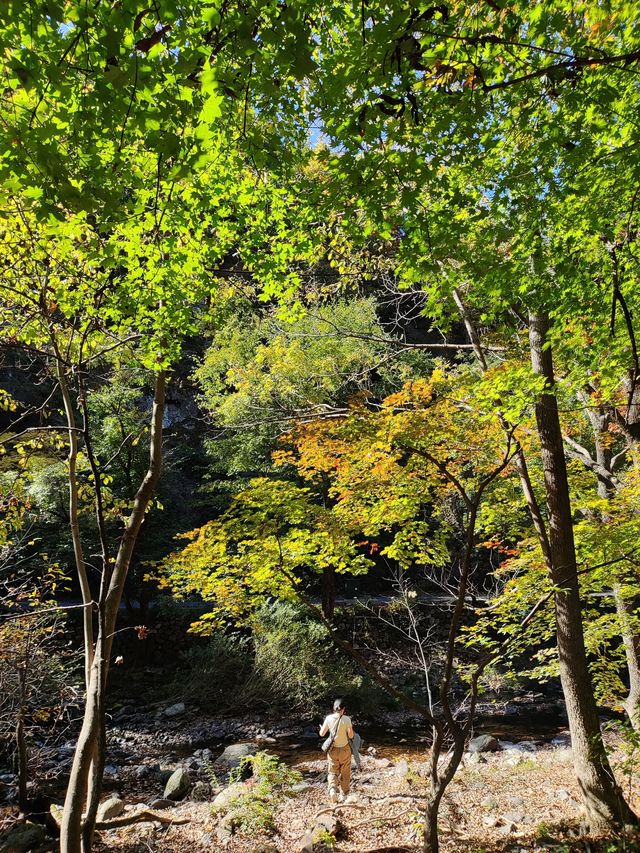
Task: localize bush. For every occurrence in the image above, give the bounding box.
[173,632,253,706]
[250,601,389,713]
[214,751,301,836]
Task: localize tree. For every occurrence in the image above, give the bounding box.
[0,141,317,853]
[162,365,526,853]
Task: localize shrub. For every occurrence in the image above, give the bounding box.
[250,601,388,713]
[214,751,301,836]
[174,632,253,706]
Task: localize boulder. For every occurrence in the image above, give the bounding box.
[97,796,125,821]
[148,798,175,810]
[212,782,246,811]
[164,703,186,718]
[164,767,191,801]
[291,782,311,793]
[466,752,487,765]
[217,743,258,767]
[0,822,46,852]
[468,735,499,753]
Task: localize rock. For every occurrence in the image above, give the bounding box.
[512,740,538,752]
[49,804,64,828]
[0,822,46,852]
[503,812,526,824]
[481,797,497,810]
[292,782,311,793]
[499,821,517,835]
[217,743,258,767]
[212,782,246,811]
[508,796,525,807]
[483,815,500,827]
[466,752,487,765]
[394,759,409,777]
[555,788,571,800]
[299,830,314,853]
[216,822,233,844]
[190,781,211,802]
[255,734,277,744]
[103,764,119,779]
[164,767,191,800]
[251,844,278,853]
[148,798,175,810]
[498,740,515,750]
[97,796,125,821]
[468,735,499,753]
[313,812,342,838]
[164,703,186,718]
[373,757,393,768]
[135,765,152,780]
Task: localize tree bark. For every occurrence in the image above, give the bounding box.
[451,288,552,567]
[322,565,335,619]
[56,363,93,691]
[60,372,166,853]
[585,404,640,731]
[529,312,636,831]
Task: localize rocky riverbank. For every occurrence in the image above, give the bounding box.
[82,727,640,853]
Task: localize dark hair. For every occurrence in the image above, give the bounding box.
[333,697,346,712]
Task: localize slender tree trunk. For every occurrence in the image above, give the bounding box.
[322,565,335,619]
[60,372,166,853]
[451,288,553,567]
[591,415,640,731]
[529,313,636,831]
[16,708,28,814]
[616,592,640,729]
[56,364,93,691]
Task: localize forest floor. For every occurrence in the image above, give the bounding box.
[90,731,640,853]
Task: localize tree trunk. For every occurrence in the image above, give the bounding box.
[423,795,441,853]
[56,364,93,691]
[585,405,640,731]
[60,372,166,853]
[16,709,28,814]
[529,313,636,830]
[451,288,553,568]
[322,565,335,619]
[616,591,640,729]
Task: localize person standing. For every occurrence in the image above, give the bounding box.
[319,697,355,803]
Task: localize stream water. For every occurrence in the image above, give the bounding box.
[231,707,571,766]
